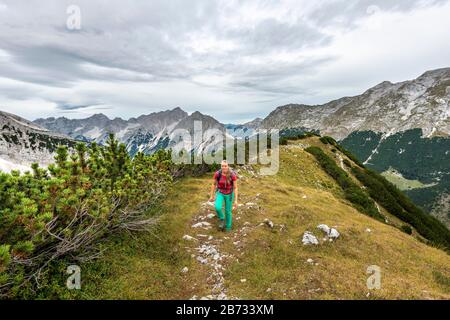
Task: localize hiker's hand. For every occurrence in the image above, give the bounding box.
[209,196,215,202]
[233,202,238,210]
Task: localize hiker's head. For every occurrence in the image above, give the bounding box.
[220,160,232,184]
[221,160,230,173]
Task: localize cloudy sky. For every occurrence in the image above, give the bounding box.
[0,0,449,124]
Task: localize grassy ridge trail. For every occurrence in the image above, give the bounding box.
[74,140,450,300]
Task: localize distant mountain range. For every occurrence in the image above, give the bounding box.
[33,108,262,158]
[1,67,449,226]
[34,107,189,155]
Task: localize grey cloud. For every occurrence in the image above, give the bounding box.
[224,18,332,55]
[225,56,336,96]
[0,45,89,87]
[56,102,105,111]
[0,0,334,90]
[308,0,449,28]
[0,84,38,100]
[0,0,449,123]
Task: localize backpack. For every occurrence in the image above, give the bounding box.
[216,169,236,193]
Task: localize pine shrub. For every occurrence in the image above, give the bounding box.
[0,134,175,297]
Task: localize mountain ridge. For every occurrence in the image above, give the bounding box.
[261,67,450,140]
[31,67,450,143]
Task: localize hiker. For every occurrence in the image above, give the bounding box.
[209,160,238,232]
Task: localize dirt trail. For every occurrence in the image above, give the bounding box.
[184,191,264,300]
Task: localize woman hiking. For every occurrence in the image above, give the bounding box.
[209,160,238,232]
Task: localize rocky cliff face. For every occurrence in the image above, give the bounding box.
[261,68,450,140]
[0,111,75,171]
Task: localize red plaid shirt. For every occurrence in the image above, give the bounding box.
[214,171,237,195]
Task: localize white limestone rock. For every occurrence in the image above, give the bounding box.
[302,232,319,245]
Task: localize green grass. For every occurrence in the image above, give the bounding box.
[67,178,213,299]
[381,168,437,191]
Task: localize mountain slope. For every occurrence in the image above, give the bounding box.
[34,108,189,155]
[260,68,450,228]
[261,68,450,140]
[0,110,76,171]
[67,137,450,300]
[341,129,450,228]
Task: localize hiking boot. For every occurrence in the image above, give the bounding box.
[218,220,225,231]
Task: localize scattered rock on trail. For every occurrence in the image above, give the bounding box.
[187,186,265,301]
[202,201,215,207]
[264,219,274,228]
[317,224,340,240]
[183,235,198,241]
[192,221,212,229]
[197,244,219,257]
[196,256,208,264]
[302,231,319,245]
[306,258,319,266]
[246,202,257,207]
[193,243,231,300]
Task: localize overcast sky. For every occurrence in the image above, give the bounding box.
[0,0,449,124]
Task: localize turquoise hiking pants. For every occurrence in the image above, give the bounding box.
[215,191,234,230]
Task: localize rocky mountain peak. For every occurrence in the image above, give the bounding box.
[175,111,223,131]
[419,67,450,79]
[89,113,110,120]
[261,67,450,140]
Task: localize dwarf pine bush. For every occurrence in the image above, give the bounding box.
[305,146,384,222]
[0,134,174,297]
